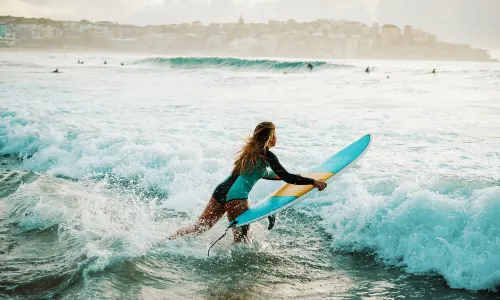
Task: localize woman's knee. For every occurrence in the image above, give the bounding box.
[231,224,249,242]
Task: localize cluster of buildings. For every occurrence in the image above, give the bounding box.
[0,21,113,43]
[0,16,494,62]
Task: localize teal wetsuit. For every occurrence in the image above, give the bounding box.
[212,151,314,205]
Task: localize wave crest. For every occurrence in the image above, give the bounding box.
[134,56,353,71]
[319,176,500,291]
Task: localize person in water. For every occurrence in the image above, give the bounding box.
[432,68,436,74]
[52,68,59,73]
[365,66,370,73]
[306,63,313,72]
[104,60,107,65]
[170,122,327,243]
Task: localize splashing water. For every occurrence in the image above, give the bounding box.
[0,51,499,299]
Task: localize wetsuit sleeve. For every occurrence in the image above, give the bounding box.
[266,151,314,185]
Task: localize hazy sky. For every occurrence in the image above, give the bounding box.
[1,0,499,48]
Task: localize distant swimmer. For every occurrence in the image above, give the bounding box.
[432,68,436,74]
[306,63,313,72]
[121,62,124,66]
[78,59,80,64]
[387,74,390,79]
[365,66,370,73]
[52,69,60,73]
[104,60,107,65]
[283,71,287,74]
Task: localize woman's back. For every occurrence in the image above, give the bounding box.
[227,157,272,201]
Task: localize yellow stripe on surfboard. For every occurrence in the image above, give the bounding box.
[271,172,334,198]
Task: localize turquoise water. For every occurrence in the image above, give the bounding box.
[0,52,499,299]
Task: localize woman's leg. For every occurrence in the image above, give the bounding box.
[225,199,250,243]
[170,196,225,239]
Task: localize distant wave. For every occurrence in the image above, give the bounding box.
[133,56,354,71]
[0,61,40,68]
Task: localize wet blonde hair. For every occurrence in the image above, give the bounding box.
[232,122,276,176]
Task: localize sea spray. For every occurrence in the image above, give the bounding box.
[317,175,500,291]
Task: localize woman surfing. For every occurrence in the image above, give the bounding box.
[170,122,327,243]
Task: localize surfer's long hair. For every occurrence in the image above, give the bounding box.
[232,122,276,176]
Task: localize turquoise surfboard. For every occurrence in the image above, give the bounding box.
[234,134,372,227]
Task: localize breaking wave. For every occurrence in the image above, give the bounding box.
[134,56,354,71]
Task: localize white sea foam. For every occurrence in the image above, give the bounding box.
[1,52,499,291]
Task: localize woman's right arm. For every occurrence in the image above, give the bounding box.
[266,151,327,190]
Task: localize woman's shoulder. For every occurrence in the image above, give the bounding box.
[265,150,278,160]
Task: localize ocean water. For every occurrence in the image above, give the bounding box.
[0,51,499,299]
